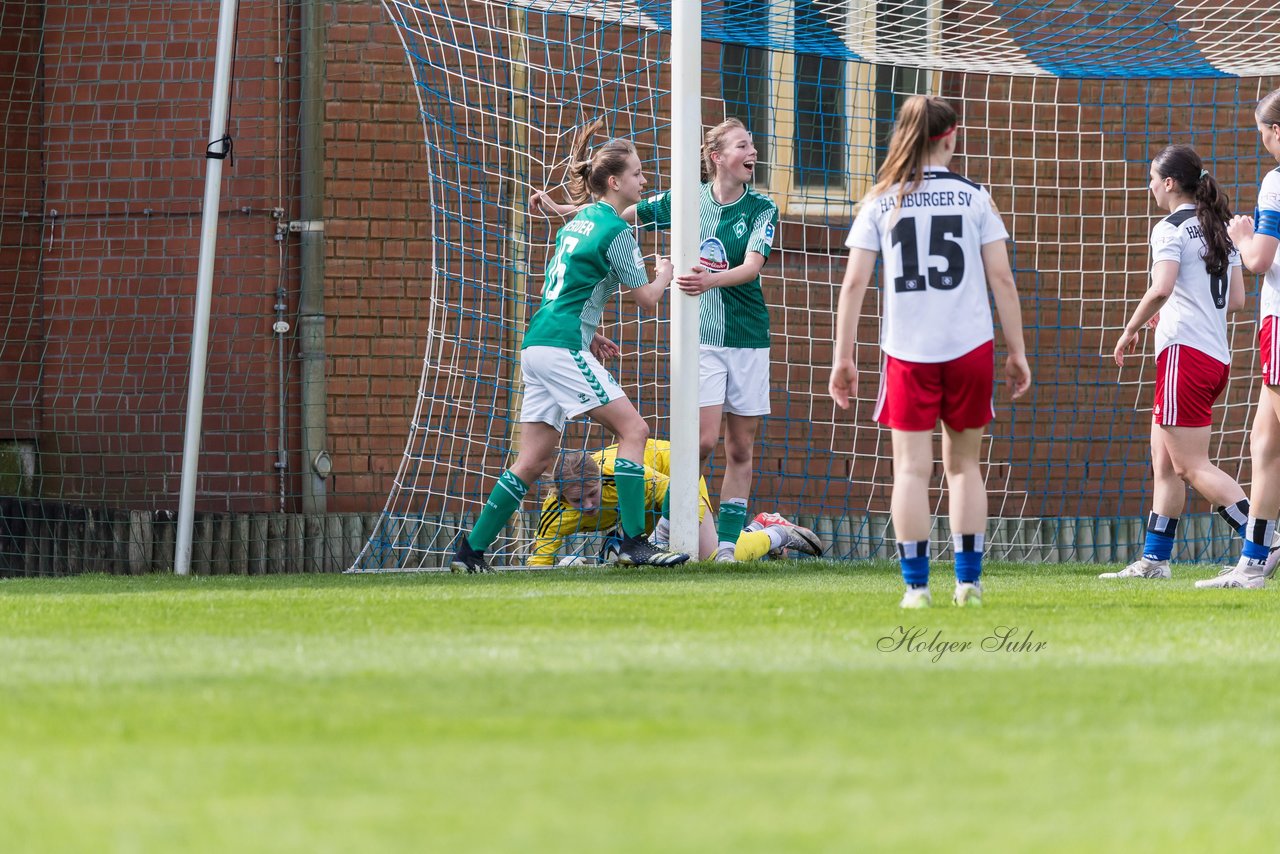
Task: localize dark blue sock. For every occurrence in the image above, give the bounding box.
[1243,517,1274,560]
[1142,513,1177,561]
[897,540,929,587]
[953,533,984,583]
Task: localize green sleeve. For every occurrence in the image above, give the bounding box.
[634,190,672,231]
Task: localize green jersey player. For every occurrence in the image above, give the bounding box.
[451,120,690,572]
[533,119,814,563]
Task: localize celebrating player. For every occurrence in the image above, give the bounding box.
[1105,145,1247,581]
[530,439,823,566]
[1199,89,1280,589]
[451,120,689,572]
[828,95,1031,608]
[533,118,785,562]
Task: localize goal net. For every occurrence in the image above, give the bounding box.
[358,0,1280,570]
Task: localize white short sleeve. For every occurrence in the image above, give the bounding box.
[846,202,881,251]
[1150,220,1183,266]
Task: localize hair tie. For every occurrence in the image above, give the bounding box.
[1200,169,1209,179]
[929,126,957,142]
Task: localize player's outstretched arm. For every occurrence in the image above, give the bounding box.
[677,251,766,295]
[829,248,876,410]
[981,240,1031,398]
[628,257,673,312]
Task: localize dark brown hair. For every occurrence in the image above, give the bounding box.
[1152,144,1233,277]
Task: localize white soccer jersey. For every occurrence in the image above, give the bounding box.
[1256,167,1280,319]
[846,169,1008,362]
[1151,204,1240,365]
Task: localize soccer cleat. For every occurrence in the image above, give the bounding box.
[1098,557,1170,579]
[713,545,737,563]
[1266,531,1280,580]
[615,534,690,567]
[1195,556,1266,589]
[598,531,623,565]
[450,538,492,574]
[900,587,932,609]
[753,512,825,556]
[953,581,983,607]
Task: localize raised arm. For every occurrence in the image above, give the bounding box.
[1229,214,1280,273]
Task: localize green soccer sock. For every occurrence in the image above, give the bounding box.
[467,469,529,551]
[717,497,748,548]
[613,457,647,539]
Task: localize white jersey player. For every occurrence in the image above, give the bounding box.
[829,94,1031,609]
[1203,89,1280,588]
[1108,144,1247,584]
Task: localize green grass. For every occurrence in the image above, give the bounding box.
[3,561,1279,853]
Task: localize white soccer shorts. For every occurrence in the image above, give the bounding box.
[699,345,771,416]
[519,345,627,432]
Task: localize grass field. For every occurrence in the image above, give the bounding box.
[3,560,1280,853]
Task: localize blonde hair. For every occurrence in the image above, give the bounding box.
[555,451,601,501]
[566,117,639,205]
[867,95,958,213]
[702,118,748,181]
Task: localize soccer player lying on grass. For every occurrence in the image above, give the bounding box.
[529,439,824,566]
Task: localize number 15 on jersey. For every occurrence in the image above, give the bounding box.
[890,214,966,293]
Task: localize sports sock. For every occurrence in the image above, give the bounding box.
[718,497,748,550]
[467,469,529,551]
[953,532,984,584]
[733,529,773,561]
[1217,499,1250,538]
[613,457,647,539]
[1142,512,1178,562]
[897,540,930,587]
[1242,516,1275,561]
[652,516,670,545]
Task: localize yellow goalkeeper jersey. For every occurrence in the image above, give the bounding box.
[529,439,708,566]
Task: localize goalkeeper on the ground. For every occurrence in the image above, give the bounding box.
[531,439,823,566]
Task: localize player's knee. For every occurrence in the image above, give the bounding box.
[620,417,650,447]
[724,438,753,468]
[698,434,719,462]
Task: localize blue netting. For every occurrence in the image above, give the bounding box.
[359,0,1280,570]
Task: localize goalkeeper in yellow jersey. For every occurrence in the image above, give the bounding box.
[530,439,823,566]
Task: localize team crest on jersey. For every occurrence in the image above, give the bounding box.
[699,237,730,271]
[733,219,748,238]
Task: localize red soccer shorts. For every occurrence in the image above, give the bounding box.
[1153,344,1229,428]
[1261,315,1280,386]
[874,340,995,432]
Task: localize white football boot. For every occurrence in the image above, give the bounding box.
[1098,557,1170,579]
[899,587,932,609]
[953,581,983,607]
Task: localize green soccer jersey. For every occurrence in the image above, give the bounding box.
[636,183,778,349]
[523,201,649,351]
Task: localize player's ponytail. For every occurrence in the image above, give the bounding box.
[566,117,638,205]
[1153,144,1233,276]
[867,95,957,212]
